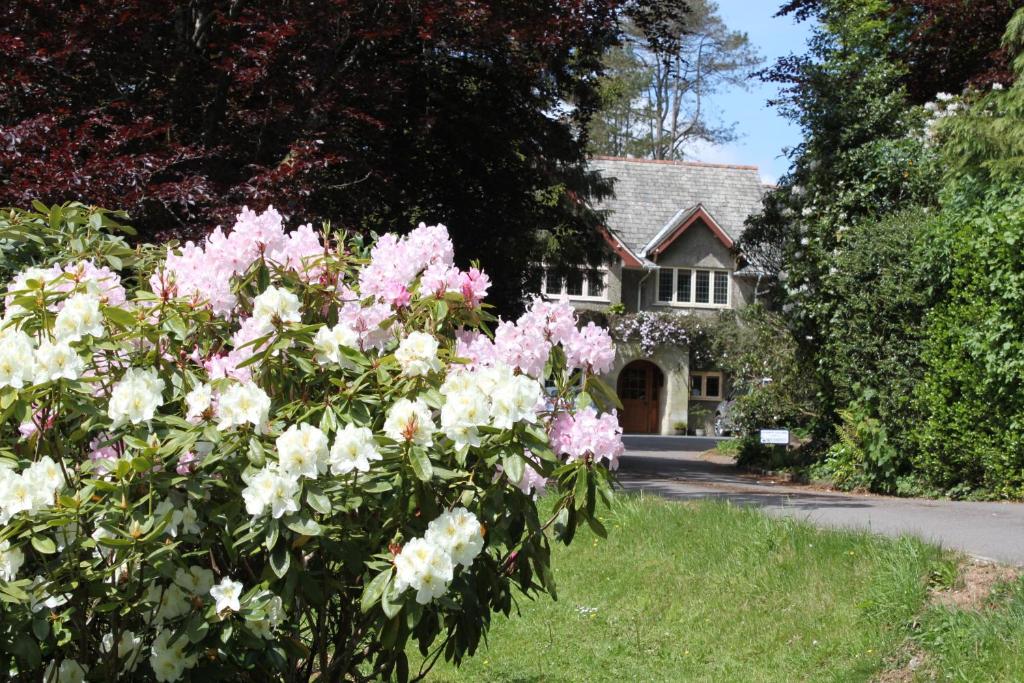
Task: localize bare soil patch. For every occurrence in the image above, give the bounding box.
[930,559,1021,611]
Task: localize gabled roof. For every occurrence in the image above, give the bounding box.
[641,204,733,258]
[590,156,767,256]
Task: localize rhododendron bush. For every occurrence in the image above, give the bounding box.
[0,207,622,682]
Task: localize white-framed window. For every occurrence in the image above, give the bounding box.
[656,268,730,307]
[540,267,608,301]
[690,371,724,401]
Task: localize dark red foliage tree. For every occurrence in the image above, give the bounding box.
[0,1,679,310]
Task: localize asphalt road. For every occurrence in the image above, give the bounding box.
[618,436,1024,566]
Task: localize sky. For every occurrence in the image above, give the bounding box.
[688,1,817,184]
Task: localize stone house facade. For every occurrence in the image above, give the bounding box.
[539,156,767,435]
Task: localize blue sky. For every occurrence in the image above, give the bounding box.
[688,1,816,183]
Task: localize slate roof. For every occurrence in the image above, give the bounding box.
[589,156,767,255]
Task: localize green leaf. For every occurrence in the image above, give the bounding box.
[361,569,393,613]
[284,516,322,537]
[270,546,290,578]
[408,447,433,482]
[502,452,525,485]
[305,490,331,515]
[31,535,56,554]
[265,520,279,551]
[102,305,136,328]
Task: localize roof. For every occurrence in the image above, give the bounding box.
[589,156,767,255]
[642,204,734,258]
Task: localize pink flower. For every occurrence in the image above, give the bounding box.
[382,281,412,309]
[18,409,56,438]
[519,298,577,345]
[564,322,616,375]
[494,320,551,378]
[458,268,490,307]
[176,451,199,475]
[339,299,394,351]
[550,407,623,470]
[454,330,497,369]
[89,434,121,474]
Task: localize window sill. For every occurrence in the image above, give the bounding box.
[652,302,731,309]
[690,396,724,402]
[538,293,611,304]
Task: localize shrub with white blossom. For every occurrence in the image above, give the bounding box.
[0,207,622,681]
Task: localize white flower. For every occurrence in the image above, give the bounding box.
[489,373,541,429]
[149,628,197,682]
[440,389,490,448]
[0,328,36,389]
[312,323,359,366]
[54,292,105,342]
[0,539,24,581]
[249,594,285,639]
[108,368,165,426]
[174,565,215,595]
[101,629,142,673]
[329,424,382,475]
[252,285,301,328]
[153,499,199,537]
[179,502,201,535]
[184,383,213,422]
[384,398,435,446]
[23,456,65,507]
[395,331,443,377]
[33,339,83,383]
[45,659,86,683]
[216,381,271,432]
[425,507,485,567]
[28,575,70,613]
[393,537,454,605]
[242,466,300,519]
[275,423,329,479]
[210,576,243,613]
[145,583,190,624]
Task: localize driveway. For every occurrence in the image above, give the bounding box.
[618,436,1024,566]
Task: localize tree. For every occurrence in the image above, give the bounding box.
[589,0,760,159]
[0,1,681,313]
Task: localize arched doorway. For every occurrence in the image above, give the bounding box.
[616,360,664,434]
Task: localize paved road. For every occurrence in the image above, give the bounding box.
[618,436,1024,566]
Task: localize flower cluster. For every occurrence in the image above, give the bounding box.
[550,406,625,469]
[394,508,484,604]
[0,205,621,681]
[609,310,715,364]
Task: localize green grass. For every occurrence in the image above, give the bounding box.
[915,578,1024,681]
[415,495,945,683]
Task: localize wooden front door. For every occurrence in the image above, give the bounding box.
[617,361,661,434]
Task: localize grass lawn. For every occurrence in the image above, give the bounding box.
[914,575,1024,681]
[414,494,949,683]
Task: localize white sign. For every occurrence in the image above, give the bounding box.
[760,429,790,445]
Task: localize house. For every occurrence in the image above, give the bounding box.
[539,156,767,435]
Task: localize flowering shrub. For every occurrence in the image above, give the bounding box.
[0,208,621,681]
[608,311,716,366]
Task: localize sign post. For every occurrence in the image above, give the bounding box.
[759,429,790,446]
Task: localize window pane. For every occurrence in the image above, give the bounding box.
[565,270,584,297]
[695,270,710,303]
[587,270,606,298]
[544,270,561,295]
[658,269,673,302]
[620,367,647,400]
[705,375,720,398]
[676,268,692,302]
[690,375,703,397]
[713,271,729,305]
